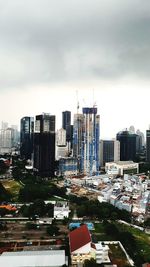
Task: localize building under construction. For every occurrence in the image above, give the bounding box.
[73,107,100,176]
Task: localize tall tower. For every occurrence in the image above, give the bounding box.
[62,111,71,143]
[73,113,84,173]
[33,113,55,177]
[82,107,100,176]
[20,117,34,160]
[116,130,137,161]
[146,129,150,163]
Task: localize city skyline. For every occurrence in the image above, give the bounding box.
[0,0,150,138]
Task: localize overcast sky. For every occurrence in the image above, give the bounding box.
[1,0,150,138]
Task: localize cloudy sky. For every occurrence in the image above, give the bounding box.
[1,0,150,138]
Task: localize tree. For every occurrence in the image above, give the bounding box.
[47,225,59,236]
[0,182,11,202]
[144,218,150,227]
[104,222,119,237]
[26,222,37,230]
[83,258,99,267]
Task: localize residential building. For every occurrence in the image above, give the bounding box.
[20,117,34,160]
[33,113,55,177]
[100,139,120,167]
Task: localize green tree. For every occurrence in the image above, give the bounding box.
[83,258,99,267]
[47,225,59,236]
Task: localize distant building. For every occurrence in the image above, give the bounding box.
[136,129,145,147]
[33,113,55,177]
[20,117,34,160]
[62,111,72,142]
[146,129,150,163]
[1,121,8,130]
[105,161,139,176]
[56,128,68,160]
[116,130,137,161]
[100,139,120,167]
[56,128,66,146]
[0,128,15,154]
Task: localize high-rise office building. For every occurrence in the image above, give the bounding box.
[56,128,68,160]
[33,113,55,177]
[116,130,137,161]
[20,117,34,160]
[146,129,150,163]
[62,111,71,143]
[56,128,66,146]
[73,107,100,176]
[100,139,120,167]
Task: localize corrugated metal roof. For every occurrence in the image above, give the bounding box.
[0,250,66,267]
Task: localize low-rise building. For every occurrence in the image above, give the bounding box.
[54,201,70,219]
[0,250,68,267]
[105,161,139,176]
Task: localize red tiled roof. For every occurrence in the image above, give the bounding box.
[69,224,91,253]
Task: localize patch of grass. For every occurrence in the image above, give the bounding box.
[116,222,150,263]
[94,222,105,232]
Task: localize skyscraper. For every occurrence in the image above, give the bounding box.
[82,107,100,175]
[20,117,34,160]
[33,113,55,177]
[100,139,120,167]
[146,129,150,163]
[62,111,71,143]
[73,113,84,173]
[73,107,100,176]
[116,130,137,161]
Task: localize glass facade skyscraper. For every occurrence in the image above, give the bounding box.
[20,117,34,160]
[33,113,55,177]
[62,111,71,142]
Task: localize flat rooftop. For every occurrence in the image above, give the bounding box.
[0,250,66,267]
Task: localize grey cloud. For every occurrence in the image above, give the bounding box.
[0,0,150,89]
